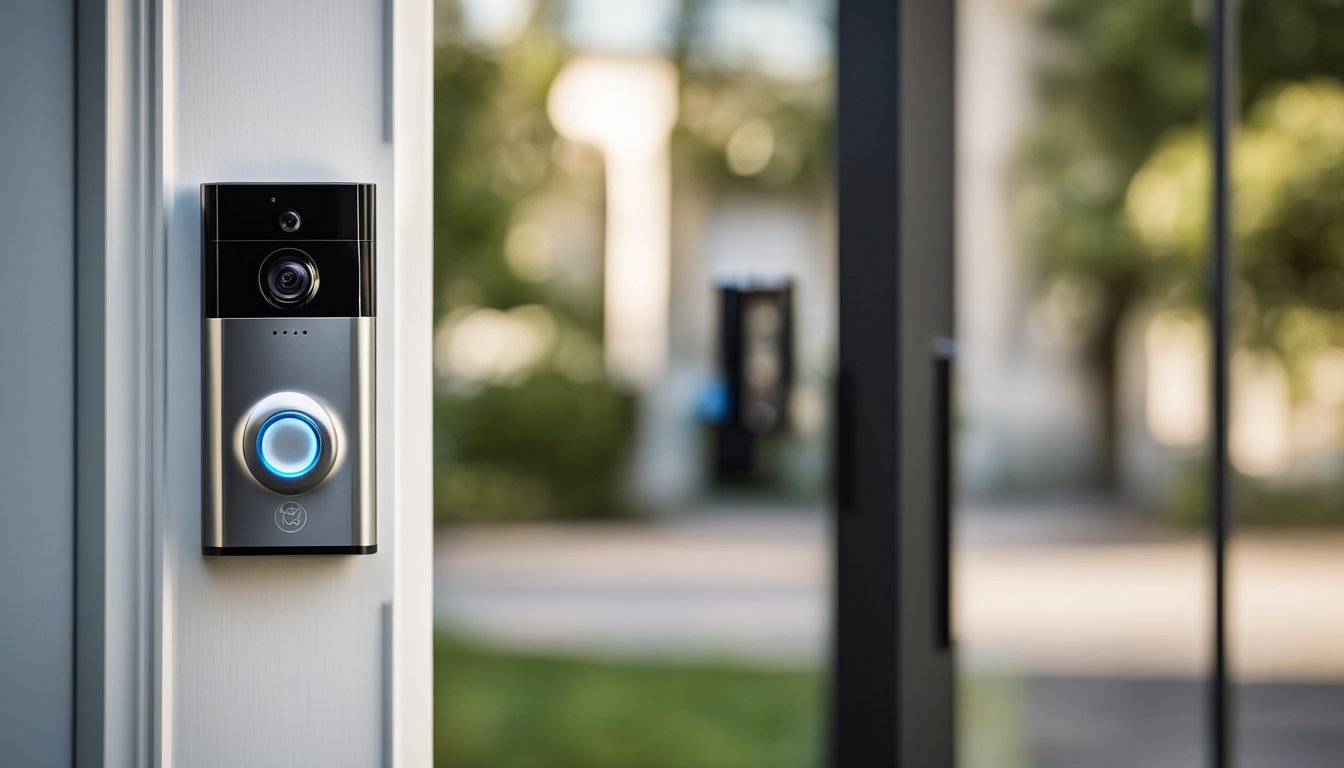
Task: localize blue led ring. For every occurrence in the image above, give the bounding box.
[256,411,322,478]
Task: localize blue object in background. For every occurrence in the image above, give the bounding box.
[697,377,730,424]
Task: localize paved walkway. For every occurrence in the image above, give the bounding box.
[434,506,1344,680]
[434,509,828,664]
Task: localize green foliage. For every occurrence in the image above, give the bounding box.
[1129,80,1344,390]
[1027,0,1344,498]
[1161,457,1344,527]
[959,672,1029,768]
[433,634,824,768]
[1240,1,1344,101]
[432,30,633,523]
[1028,0,1344,295]
[674,71,833,192]
[435,372,636,522]
[670,3,832,192]
[433,30,569,317]
[1023,0,1205,297]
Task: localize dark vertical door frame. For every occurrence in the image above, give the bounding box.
[833,0,955,765]
[1209,0,1236,766]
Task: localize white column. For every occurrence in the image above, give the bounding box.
[548,55,679,387]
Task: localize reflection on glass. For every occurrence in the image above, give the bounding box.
[431,1,834,766]
[956,0,1210,764]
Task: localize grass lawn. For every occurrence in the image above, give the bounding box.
[434,634,826,768]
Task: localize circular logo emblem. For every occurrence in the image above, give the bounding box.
[275,501,307,533]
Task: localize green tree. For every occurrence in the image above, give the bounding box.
[432,14,635,522]
[1129,79,1344,392]
[1025,0,1344,486]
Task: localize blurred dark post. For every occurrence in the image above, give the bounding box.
[1209,0,1236,764]
[714,279,794,481]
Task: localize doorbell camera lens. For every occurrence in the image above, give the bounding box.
[279,209,302,233]
[267,260,312,301]
[259,250,319,307]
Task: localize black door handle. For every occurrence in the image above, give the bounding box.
[833,373,854,514]
[932,337,956,651]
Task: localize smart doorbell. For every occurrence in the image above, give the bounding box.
[202,183,376,555]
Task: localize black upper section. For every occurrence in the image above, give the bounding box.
[202,183,375,242]
[202,183,375,318]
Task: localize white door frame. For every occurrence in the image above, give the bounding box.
[74,1,434,765]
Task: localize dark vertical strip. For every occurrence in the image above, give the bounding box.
[894,0,956,760]
[1209,0,1236,766]
[832,0,901,764]
[70,0,81,758]
[932,339,956,652]
[832,373,854,513]
[74,0,108,760]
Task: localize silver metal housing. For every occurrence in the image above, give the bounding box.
[203,317,375,552]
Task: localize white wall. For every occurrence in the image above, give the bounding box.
[0,0,75,763]
[159,1,432,765]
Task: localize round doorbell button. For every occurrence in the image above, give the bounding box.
[258,412,321,477]
[241,391,339,495]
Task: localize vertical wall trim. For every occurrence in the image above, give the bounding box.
[74,0,110,762]
[152,0,174,762]
[70,0,81,754]
[74,0,108,760]
[75,0,162,764]
[391,0,436,763]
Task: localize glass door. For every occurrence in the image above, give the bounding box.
[431,2,836,766]
[1230,1,1344,764]
[954,0,1213,765]
[839,0,1344,766]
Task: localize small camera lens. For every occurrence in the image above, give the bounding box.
[259,250,318,307]
[267,260,310,301]
[279,209,301,233]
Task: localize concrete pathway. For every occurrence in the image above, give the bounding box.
[434,510,829,664]
[434,506,1344,681]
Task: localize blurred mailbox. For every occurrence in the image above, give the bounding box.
[715,278,794,479]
